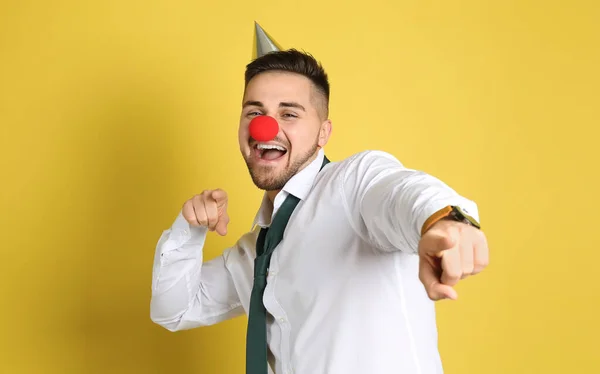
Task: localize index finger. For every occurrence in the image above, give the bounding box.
[211,189,228,205]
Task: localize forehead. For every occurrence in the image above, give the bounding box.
[243,71,313,103]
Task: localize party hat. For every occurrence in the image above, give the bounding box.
[255,22,281,58]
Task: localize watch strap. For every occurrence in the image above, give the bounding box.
[421,205,480,235]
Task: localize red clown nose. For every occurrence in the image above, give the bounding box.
[249,115,279,142]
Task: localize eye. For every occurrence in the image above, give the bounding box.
[282,112,298,118]
[247,111,262,117]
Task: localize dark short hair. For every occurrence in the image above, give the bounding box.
[244,49,330,116]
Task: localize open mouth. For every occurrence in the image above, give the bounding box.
[254,143,288,161]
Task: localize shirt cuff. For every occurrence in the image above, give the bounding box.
[162,211,208,253]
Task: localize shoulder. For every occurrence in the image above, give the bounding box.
[327,150,407,180]
[333,150,404,168]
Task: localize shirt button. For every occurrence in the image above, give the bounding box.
[279,317,285,323]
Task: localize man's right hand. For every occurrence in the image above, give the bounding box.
[182,189,230,236]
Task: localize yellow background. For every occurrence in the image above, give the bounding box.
[1,0,598,373]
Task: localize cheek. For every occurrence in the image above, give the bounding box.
[286,130,315,152]
[238,121,249,140]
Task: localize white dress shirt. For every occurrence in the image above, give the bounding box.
[150,149,479,374]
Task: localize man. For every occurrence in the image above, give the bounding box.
[150,49,489,374]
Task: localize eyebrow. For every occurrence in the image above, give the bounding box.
[279,102,306,111]
[242,100,306,112]
[242,100,263,108]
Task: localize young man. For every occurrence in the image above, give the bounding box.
[150,49,489,374]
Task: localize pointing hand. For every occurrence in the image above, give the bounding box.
[418,220,489,300]
[182,189,230,236]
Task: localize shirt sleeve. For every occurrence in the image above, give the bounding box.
[341,150,479,254]
[150,211,244,331]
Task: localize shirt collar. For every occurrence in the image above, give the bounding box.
[251,148,325,230]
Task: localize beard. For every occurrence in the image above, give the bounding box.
[244,140,319,191]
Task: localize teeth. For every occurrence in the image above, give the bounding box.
[257,144,286,151]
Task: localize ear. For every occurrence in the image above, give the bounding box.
[318,119,332,147]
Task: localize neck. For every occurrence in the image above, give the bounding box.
[266,189,280,203]
[264,147,322,204]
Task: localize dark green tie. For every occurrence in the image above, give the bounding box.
[246,156,330,374]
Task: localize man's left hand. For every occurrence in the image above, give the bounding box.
[418,219,489,300]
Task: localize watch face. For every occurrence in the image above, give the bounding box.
[451,206,481,229]
[449,210,464,222]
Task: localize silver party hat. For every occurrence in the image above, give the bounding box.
[255,22,281,58]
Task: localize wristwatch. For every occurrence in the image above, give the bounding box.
[421,205,481,235]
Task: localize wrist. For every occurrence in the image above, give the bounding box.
[421,205,480,235]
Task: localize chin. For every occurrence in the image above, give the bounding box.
[243,145,318,190]
[248,168,286,191]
